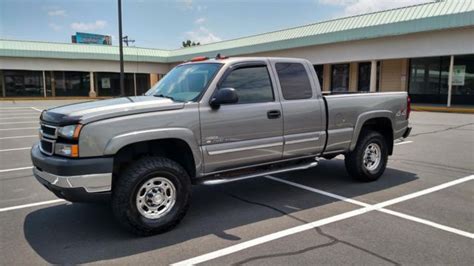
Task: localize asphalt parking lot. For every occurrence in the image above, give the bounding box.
[0,100,473,265]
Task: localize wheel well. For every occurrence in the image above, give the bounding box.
[360,117,394,155]
[112,139,196,183]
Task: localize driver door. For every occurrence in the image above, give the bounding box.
[199,62,284,173]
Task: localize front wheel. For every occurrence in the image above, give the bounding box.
[112,157,191,236]
[345,130,388,182]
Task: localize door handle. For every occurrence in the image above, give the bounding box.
[267,110,281,119]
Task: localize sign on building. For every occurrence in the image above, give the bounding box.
[452,65,466,86]
[72,32,112,45]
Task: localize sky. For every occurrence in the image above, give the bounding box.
[0,0,433,50]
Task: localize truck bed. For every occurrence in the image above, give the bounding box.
[323,92,409,154]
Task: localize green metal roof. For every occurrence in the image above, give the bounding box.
[1,0,473,63]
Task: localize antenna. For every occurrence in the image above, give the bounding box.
[122,36,135,46]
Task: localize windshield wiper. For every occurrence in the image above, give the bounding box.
[154,94,184,102]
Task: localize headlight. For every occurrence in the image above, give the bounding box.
[58,124,82,140]
[55,143,79,157]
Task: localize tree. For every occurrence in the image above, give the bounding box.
[182,40,200,48]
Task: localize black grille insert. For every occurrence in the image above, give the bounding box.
[40,139,54,155]
[41,124,57,138]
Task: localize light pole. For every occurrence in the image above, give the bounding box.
[118,0,125,96]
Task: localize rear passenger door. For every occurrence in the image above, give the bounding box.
[272,60,326,158]
[200,62,284,173]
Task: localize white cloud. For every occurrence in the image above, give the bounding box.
[197,5,207,12]
[194,17,206,24]
[47,9,66,17]
[185,26,222,44]
[48,23,62,32]
[178,0,194,10]
[318,0,433,16]
[70,20,107,32]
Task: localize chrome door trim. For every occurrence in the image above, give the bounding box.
[285,136,320,145]
[207,142,283,156]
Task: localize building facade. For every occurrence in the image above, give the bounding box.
[1,0,473,106]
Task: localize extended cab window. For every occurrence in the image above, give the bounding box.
[276,63,313,100]
[220,65,274,104]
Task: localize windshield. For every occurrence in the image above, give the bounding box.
[145,63,222,102]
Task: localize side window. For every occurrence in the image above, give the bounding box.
[276,63,313,100]
[220,65,274,104]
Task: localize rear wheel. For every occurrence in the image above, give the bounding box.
[345,130,388,182]
[112,157,191,236]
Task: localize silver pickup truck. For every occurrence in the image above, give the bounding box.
[32,56,411,235]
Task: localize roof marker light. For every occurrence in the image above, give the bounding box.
[190,56,209,62]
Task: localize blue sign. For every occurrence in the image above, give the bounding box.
[73,32,112,45]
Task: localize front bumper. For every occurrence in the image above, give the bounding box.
[31,144,113,202]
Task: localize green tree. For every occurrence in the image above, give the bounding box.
[182,40,200,48]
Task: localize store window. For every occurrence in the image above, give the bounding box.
[3,70,44,97]
[95,72,134,96]
[331,64,349,92]
[53,71,90,97]
[136,73,151,95]
[409,56,450,104]
[452,55,474,105]
[358,62,371,92]
[313,65,324,89]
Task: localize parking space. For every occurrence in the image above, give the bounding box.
[0,100,473,265]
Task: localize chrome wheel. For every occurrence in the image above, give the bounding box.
[363,143,381,171]
[136,177,176,219]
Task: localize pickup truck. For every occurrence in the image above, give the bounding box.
[32,56,411,236]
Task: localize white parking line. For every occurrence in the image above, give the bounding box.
[0,121,38,125]
[395,140,413,146]
[0,166,33,173]
[0,127,38,131]
[266,175,474,239]
[0,147,31,152]
[0,107,33,110]
[0,111,38,114]
[172,175,474,265]
[0,135,37,140]
[0,116,38,120]
[30,107,43,112]
[0,199,65,213]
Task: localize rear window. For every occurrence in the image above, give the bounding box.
[276,63,313,100]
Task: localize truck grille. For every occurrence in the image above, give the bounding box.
[40,139,54,155]
[40,123,58,156]
[40,124,58,138]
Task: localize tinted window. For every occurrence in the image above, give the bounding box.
[276,63,312,100]
[220,65,274,104]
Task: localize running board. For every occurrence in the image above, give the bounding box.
[197,161,318,185]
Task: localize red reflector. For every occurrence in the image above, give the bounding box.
[191,56,209,62]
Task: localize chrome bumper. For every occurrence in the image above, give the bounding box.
[33,167,112,193]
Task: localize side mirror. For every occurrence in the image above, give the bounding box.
[210,88,238,108]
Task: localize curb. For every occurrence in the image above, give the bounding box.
[412,106,474,114]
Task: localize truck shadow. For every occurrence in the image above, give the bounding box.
[23,159,417,264]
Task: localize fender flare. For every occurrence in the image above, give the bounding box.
[104,127,202,175]
[349,110,394,151]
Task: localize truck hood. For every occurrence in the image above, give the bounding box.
[41,96,185,125]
